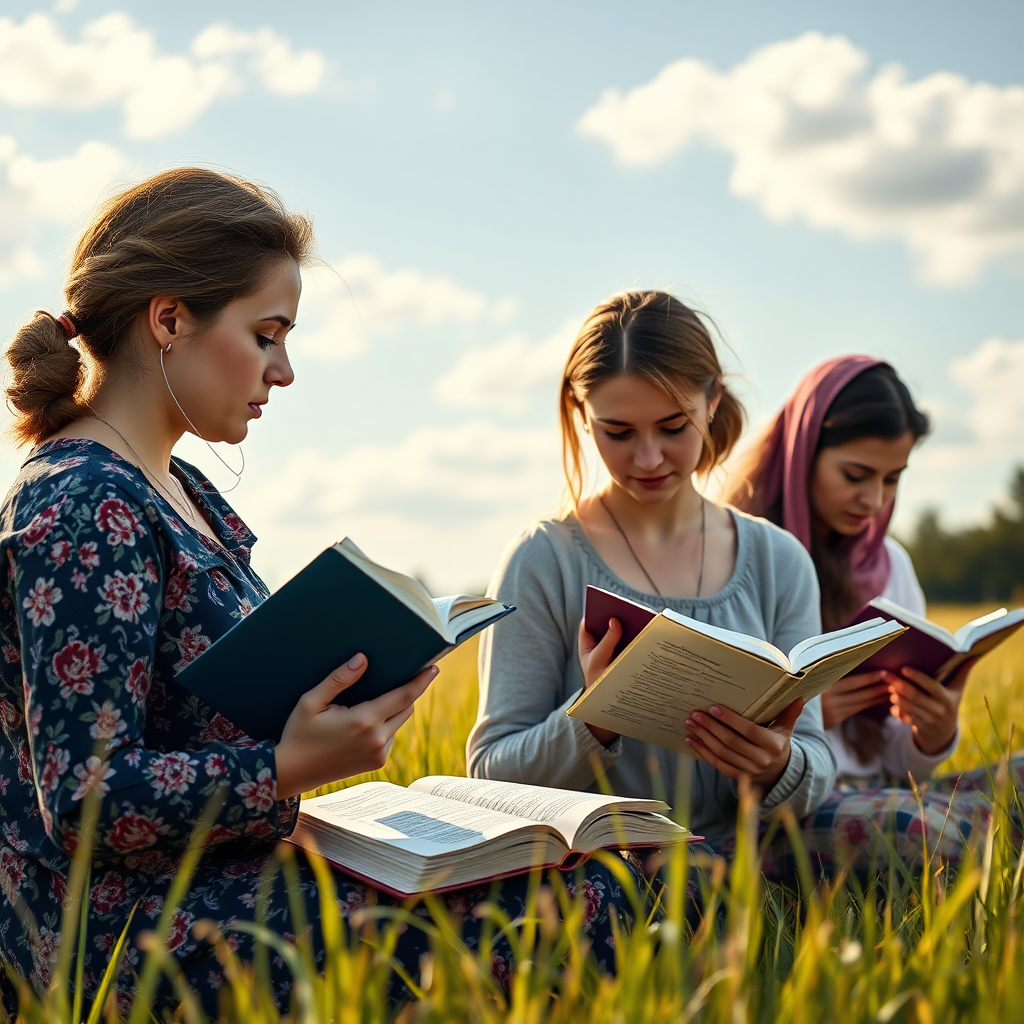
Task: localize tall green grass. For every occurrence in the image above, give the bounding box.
[3,604,1022,1023]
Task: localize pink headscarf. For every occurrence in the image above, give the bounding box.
[738,355,893,603]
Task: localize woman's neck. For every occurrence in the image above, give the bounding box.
[78,367,184,476]
[599,479,706,539]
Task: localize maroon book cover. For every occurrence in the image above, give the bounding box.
[583,586,658,660]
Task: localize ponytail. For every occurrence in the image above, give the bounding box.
[4,167,314,449]
[6,311,87,445]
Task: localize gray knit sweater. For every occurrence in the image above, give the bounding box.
[467,508,837,845]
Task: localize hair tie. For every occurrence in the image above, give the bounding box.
[56,311,79,341]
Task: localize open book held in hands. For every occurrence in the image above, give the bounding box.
[569,586,905,754]
[848,596,1024,683]
[287,775,698,897]
[175,538,514,742]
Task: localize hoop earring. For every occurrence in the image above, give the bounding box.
[159,343,245,492]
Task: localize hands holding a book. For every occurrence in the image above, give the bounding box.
[578,617,625,746]
[885,661,972,756]
[273,653,438,801]
[681,700,805,789]
[821,661,973,756]
[820,671,892,729]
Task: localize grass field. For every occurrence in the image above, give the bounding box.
[5,604,1023,1023]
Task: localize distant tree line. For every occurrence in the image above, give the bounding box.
[904,465,1024,605]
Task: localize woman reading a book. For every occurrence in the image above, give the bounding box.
[728,355,1024,872]
[469,290,836,869]
[0,169,639,1015]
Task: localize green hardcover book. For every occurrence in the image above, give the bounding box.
[175,538,515,742]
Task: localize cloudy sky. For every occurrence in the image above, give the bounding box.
[1,0,1021,593]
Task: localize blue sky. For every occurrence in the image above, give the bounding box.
[1,1,1022,592]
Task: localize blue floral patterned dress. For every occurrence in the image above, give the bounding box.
[0,439,638,1014]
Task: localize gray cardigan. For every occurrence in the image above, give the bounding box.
[467,508,836,845]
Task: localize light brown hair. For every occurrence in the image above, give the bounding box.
[560,290,744,507]
[5,167,315,446]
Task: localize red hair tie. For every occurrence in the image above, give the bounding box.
[56,312,79,340]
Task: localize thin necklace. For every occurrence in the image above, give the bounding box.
[599,494,706,598]
[92,415,200,528]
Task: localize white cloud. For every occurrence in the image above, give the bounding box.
[0,13,328,139]
[578,32,1024,285]
[433,318,579,415]
[0,136,128,285]
[242,420,563,592]
[297,256,515,361]
[948,337,1024,448]
[889,337,1024,532]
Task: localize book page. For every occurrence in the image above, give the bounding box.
[868,596,955,648]
[745,626,907,723]
[661,610,791,670]
[409,776,668,847]
[334,539,445,634]
[788,618,903,673]
[958,608,1024,651]
[567,615,786,752]
[299,782,546,855]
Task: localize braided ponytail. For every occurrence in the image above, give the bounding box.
[5,312,87,445]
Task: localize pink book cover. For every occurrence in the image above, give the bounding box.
[584,586,658,660]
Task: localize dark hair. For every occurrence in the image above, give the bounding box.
[812,364,930,631]
[560,290,745,506]
[5,167,315,445]
[812,365,929,766]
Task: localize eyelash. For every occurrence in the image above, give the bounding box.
[256,334,277,350]
[843,471,902,485]
[603,424,688,441]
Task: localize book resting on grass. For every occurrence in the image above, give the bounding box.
[569,586,905,754]
[287,775,698,897]
[175,538,515,742]
[848,596,1024,682]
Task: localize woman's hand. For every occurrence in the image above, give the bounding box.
[819,670,891,729]
[885,660,973,756]
[273,653,437,800]
[577,618,623,746]
[683,699,805,790]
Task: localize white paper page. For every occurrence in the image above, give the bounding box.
[334,538,444,633]
[409,776,666,846]
[788,618,900,673]
[300,782,541,857]
[661,609,790,670]
[868,596,954,647]
[956,608,1021,649]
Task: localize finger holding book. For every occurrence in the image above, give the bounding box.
[274,654,439,800]
[684,699,804,787]
[577,618,623,747]
[819,670,891,729]
[884,664,966,757]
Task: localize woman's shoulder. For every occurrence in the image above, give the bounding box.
[2,439,173,543]
[490,511,587,586]
[728,504,813,564]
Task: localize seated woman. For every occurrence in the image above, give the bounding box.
[0,168,639,1016]
[728,355,1024,874]
[468,290,836,855]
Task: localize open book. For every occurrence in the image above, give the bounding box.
[849,597,1024,683]
[287,776,697,897]
[569,586,905,753]
[175,539,514,742]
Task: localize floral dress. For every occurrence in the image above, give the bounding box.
[0,439,638,1014]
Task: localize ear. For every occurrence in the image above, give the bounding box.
[707,377,724,419]
[574,397,591,433]
[146,296,194,353]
